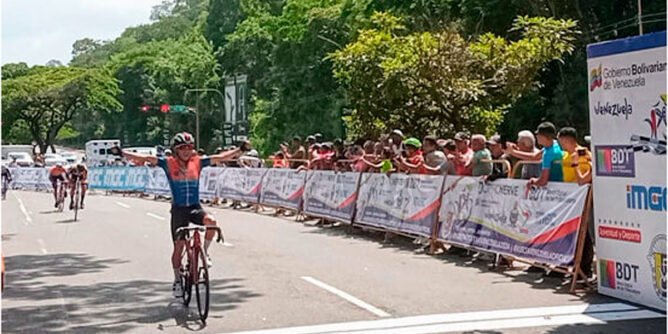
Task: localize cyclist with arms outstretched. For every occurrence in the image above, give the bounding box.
[122,132,243,298]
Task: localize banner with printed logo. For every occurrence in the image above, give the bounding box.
[259,168,306,209]
[438,177,589,267]
[216,168,266,203]
[145,167,171,196]
[303,171,361,222]
[355,173,444,237]
[588,31,666,310]
[199,167,222,200]
[8,168,51,190]
[89,167,147,192]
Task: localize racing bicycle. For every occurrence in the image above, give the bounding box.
[175,224,224,323]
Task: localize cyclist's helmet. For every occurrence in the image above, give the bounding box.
[55,162,63,167]
[171,132,195,148]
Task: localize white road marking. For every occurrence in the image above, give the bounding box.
[15,195,33,224]
[301,276,391,318]
[115,201,131,208]
[225,302,663,334]
[146,212,166,221]
[222,242,234,247]
[37,239,48,254]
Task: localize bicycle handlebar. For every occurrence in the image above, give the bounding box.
[175,225,224,243]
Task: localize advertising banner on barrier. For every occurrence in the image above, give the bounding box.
[145,167,171,196]
[438,177,589,267]
[8,168,51,190]
[303,171,360,222]
[588,31,667,310]
[216,168,266,203]
[259,169,305,209]
[355,173,443,237]
[89,167,147,191]
[200,167,222,200]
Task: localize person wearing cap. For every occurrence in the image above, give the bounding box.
[397,137,427,174]
[508,122,563,186]
[453,132,473,176]
[240,149,263,168]
[314,133,323,144]
[470,134,493,176]
[389,129,404,156]
[272,151,289,168]
[557,127,591,185]
[422,135,453,175]
[485,134,510,181]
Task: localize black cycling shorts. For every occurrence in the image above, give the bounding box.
[170,205,207,241]
[49,175,66,188]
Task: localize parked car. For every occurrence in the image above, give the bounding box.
[44,157,68,167]
[6,152,34,167]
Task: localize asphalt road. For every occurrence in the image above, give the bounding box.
[2,190,665,333]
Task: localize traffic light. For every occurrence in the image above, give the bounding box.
[140,104,192,113]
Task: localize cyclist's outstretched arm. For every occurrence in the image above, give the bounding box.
[209,148,243,165]
[123,151,158,166]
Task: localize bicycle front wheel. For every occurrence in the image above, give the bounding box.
[195,247,210,322]
[73,183,80,221]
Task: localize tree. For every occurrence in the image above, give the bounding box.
[330,13,578,138]
[2,67,122,152]
[46,59,63,67]
[1,62,30,80]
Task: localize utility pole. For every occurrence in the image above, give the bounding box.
[638,0,643,35]
[183,88,226,150]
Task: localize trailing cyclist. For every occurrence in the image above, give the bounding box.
[122,132,243,298]
[68,163,88,210]
[48,163,68,207]
[1,165,12,200]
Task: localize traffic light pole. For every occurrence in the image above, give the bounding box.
[184,89,226,150]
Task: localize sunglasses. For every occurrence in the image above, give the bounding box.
[175,145,194,151]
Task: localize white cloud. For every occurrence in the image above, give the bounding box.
[1,0,164,66]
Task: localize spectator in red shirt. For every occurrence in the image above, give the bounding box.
[397,137,427,174]
[453,132,473,176]
[272,151,289,168]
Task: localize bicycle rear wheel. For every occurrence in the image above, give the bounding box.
[195,247,210,322]
[57,184,65,212]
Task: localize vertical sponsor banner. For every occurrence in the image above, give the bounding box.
[145,167,171,196]
[199,167,222,200]
[259,169,306,209]
[303,170,360,222]
[355,173,443,237]
[588,31,666,310]
[438,177,589,267]
[8,168,51,190]
[216,168,266,203]
[88,167,147,192]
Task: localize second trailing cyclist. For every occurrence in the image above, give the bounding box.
[67,163,89,210]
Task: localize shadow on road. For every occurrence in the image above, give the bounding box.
[543,318,666,334]
[2,253,262,333]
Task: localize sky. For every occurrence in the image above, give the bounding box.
[2,0,164,66]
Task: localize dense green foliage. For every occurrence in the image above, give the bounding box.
[2,0,665,154]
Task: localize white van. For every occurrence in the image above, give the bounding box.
[85,139,121,166]
[1,145,36,159]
